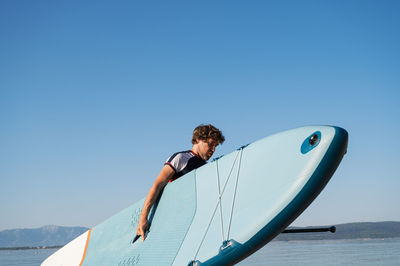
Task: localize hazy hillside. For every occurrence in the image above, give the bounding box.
[1,222,399,248]
[0,225,88,248]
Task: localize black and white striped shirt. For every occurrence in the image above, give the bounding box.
[165,150,206,181]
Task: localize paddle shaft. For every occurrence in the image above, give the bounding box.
[282,226,336,233]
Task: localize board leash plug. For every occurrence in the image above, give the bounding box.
[309,134,319,145]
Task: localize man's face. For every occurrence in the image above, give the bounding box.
[197,138,219,161]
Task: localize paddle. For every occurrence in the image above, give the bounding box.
[282,226,336,233]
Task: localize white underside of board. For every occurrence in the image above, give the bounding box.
[41,230,90,266]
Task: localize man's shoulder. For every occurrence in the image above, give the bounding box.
[167,150,193,162]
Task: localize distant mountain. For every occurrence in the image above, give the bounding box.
[274,221,400,241]
[1,222,399,248]
[0,225,89,248]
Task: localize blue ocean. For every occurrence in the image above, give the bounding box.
[1,238,399,266]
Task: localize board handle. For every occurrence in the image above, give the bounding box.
[132,230,150,244]
[132,235,140,244]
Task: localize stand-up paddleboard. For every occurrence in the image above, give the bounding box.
[42,126,348,266]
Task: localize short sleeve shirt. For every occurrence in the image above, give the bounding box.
[165,150,206,181]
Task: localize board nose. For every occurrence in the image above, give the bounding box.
[332,126,348,155]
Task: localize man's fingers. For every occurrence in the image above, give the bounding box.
[136,221,149,242]
[141,228,149,241]
[137,227,146,241]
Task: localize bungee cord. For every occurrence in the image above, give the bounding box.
[191,146,245,263]
[216,160,225,242]
[226,148,243,241]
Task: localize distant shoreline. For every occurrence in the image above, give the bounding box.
[1,222,400,249]
[273,236,400,242]
[0,246,62,250]
[2,238,400,251]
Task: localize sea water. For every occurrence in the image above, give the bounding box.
[0,249,56,266]
[0,238,399,266]
[238,238,400,266]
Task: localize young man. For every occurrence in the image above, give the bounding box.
[136,124,225,241]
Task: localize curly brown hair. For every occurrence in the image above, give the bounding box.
[192,124,225,145]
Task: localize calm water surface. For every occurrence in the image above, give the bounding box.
[238,238,400,266]
[0,249,57,266]
[0,238,399,266]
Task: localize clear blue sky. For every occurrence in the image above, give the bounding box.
[1,1,399,230]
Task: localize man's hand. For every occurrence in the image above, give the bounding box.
[136,218,150,241]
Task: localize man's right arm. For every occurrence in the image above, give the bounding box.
[136,165,175,241]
